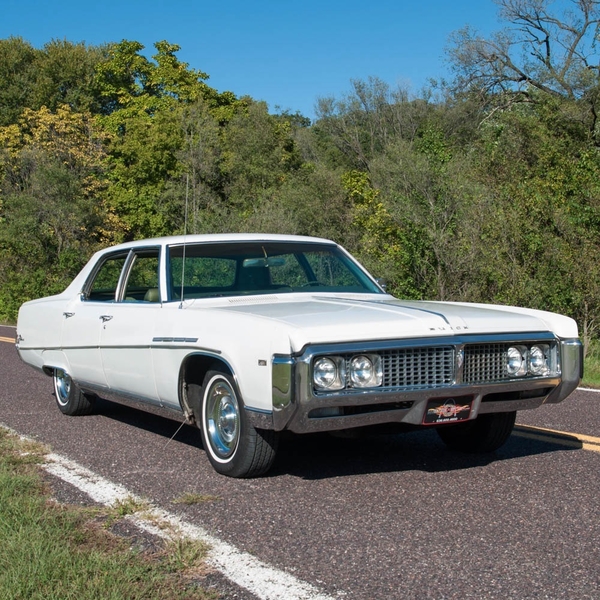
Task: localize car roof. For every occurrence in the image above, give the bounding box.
[103,233,337,252]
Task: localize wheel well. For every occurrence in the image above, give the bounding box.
[179,354,232,423]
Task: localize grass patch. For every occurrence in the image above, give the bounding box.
[583,347,600,388]
[0,428,216,600]
[111,495,151,517]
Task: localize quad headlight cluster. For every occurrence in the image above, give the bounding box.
[506,344,552,377]
[313,354,383,391]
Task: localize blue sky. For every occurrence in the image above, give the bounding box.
[1,0,502,119]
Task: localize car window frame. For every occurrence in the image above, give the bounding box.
[165,241,384,301]
[119,247,162,303]
[81,246,162,303]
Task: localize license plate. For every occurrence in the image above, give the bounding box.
[423,396,473,425]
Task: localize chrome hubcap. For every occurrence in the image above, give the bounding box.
[54,369,71,406]
[206,379,240,458]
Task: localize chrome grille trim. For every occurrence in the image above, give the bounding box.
[377,347,454,389]
[463,343,509,384]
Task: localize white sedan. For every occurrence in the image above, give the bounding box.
[16,234,583,477]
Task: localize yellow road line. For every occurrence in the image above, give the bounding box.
[0,336,15,344]
[515,424,600,453]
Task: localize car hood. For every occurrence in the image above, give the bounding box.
[204,294,577,351]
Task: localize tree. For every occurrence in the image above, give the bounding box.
[0,37,38,126]
[342,169,423,298]
[94,39,212,121]
[0,105,122,320]
[221,100,303,211]
[315,78,433,170]
[0,37,109,126]
[94,40,243,239]
[448,0,600,140]
[368,125,490,301]
[467,92,600,352]
[168,100,225,234]
[32,39,109,115]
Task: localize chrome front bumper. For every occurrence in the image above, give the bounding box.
[258,336,583,434]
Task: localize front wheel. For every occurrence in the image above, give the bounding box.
[436,411,516,453]
[200,370,278,478]
[53,369,95,416]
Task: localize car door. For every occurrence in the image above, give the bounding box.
[61,251,129,388]
[99,248,162,402]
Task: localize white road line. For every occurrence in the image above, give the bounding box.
[10,435,338,600]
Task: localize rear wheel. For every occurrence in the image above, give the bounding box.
[200,370,278,478]
[53,369,95,416]
[436,411,516,453]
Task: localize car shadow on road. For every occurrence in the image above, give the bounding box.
[270,425,584,480]
[92,395,203,449]
[91,396,584,480]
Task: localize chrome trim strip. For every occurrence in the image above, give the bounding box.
[245,407,274,430]
[153,337,199,343]
[545,338,583,404]
[272,355,296,431]
[18,343,220,354]
[298,331,558,358]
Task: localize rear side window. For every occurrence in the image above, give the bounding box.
[84,247,161,302]
[86,255,127,302]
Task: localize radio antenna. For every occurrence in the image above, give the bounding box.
[179,172,189,309]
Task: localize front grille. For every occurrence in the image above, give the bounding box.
[463,343,508,383]
[379,347,455,389]
[316,338,556,394]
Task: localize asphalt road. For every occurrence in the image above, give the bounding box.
[1,324,599,600]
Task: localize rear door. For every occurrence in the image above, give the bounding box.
[61,251,128,388]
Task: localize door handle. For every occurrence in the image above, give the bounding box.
[99,315,113,323]
[63,312,75,318]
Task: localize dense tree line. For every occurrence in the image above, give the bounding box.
[1,0,600,353]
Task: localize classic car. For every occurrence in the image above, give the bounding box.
[16,234,583,477]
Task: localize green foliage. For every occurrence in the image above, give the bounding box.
[33,39,109,115]
[0,37,38,126]
[342,169,422,298]
[470,95,600,346]
[0,105,122,318]
[583,339,600,387]
[222,100,304,207]
[1,21,600,345]
[0,37,109,127]
[94,41,244,240]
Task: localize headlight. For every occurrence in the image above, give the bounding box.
[528,345,549,376]
[506,346,527,377]
[507,344,554,377]
[313,357,345,390]
[349,354,383,388]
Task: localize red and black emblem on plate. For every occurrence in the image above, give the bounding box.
[423,396,473,425]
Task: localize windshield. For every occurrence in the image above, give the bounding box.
[168,241,382,300]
